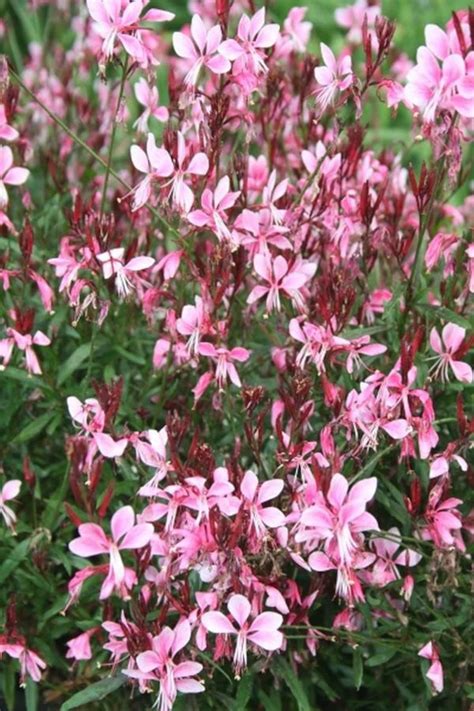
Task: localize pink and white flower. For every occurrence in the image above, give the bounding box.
[69,506,154,599]
[173,15,231,86]
[429,323,472,383]
[202,594,283,675]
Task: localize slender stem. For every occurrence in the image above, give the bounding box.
[349,445,393,484]
[100,58,129,222]
[8,65,180,238]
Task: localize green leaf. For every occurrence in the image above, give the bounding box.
[57,343,92,385]
[416,304,472,330]
[274,658,311,711]
[353,648,364,690]
[25,677,39,711]
[366,649,397,667]
[0,539,30,585]
[115,345,146,365]
[12,412,54,444]
[234,672,254,710]
[60,674,127,710]
[2,662,16,711]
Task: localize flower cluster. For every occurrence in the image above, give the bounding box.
[0,0,472,708]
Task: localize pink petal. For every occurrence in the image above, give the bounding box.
[191,14,207,52]
[228,594,251,627]
[248,629,283,651]
[441,323,465,353]
[131,145,149,174]
[429,327,442,354]
[240,470,258,502]
[94,432,128,458]
[308,551,335,571]
[259,507,285,528]
[187,209,210,227]
[218,39,244,61]
[2,480,21,501]
[258,479,283,504]
[425,24,449,60]
[111,505,134,542]
[3,167,29,186]
[249,611,283,634]
[172,620,192,656]
[120,523,153,549]
[254,24,280,49]
[125,256,155,272]
[450,360,472,383]
[176,679,205,693]
[382,419,411,439]
[187,152,209,176]
[327,473,348,509]
[442,54,465,87]
[229,347,250,362]
[143,9,174,22]
[348,477,377,506]
[201,611,236,634]
[174,661,203,678]
[69,534,108,557]
[136,650,160,673]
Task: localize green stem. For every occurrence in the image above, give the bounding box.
[8,66,179,238]
[100,58,129,222]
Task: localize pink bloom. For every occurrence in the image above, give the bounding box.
[314,44,353,112]
[125,620,204,711]
[0,479,21,530]
[247,254,315,312]
[97,247,155,299]
[368,527,421,586]
[176,296,209,355]
[239,470,285,539]
[0,146,29,208]
[335,0,380,44]
[173,15,231,86]
[298,473,378,565]
[130,133,174,210]
[202,594,283,675]
[422,484,463,549]
[188,176,240,242]
[276,7,312,55]
[198,343,250,388]
[69,506,154,599]
[419,641,444,694]
[218,8,280,76]
[429,323,472,383]
[65,629,95,661]
[0,329,51,375]
[87,0,174,65]
[404,28,474,122]
[0,105,19,142]
[133,78,168,133]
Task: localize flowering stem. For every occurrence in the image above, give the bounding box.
[8,65,179,238]
[100,58,129,222]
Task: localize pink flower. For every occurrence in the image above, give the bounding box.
[276,7,312,55]
[125,620,204,711]
[0,479,21,530]
[335,0,380,45]
[247,254,315,312]
[176,296,209,355]
[297,473,378,565]
[173,15,231,86]
[0,146,29,208]
[239,470,285,539]
[87,0,174,65]
[198,343,250,388]
[421,484,463,549]
[419,641,444,694]
[129,133,174,210]
[0,104,19,142]
[0,329,51,375]
[132,132,208,213]
[65,629,95,661]
[218,8,280,76]
[97,247,155,299]
[188,176,240,242]
[429,323,472,384]
[69,506,154,599]
[404,26,474,122]
[133,78,169,133]
[202,594,283,675]
[314,44,353,112]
